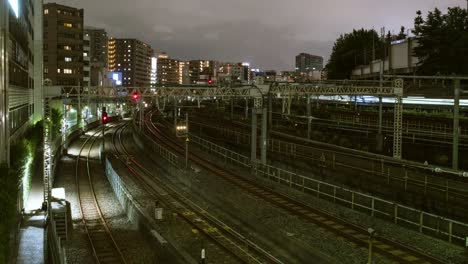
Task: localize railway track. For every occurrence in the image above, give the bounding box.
[75,124,127,264]
[187,114,468,212]
[110,122,282,264]
[145,110,446,264]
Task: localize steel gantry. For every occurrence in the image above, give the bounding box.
[268,80,404,159]
[42,80,404,206]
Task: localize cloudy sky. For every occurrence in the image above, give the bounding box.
[50,0,463,70]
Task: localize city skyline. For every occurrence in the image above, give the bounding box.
[46,0,462,71]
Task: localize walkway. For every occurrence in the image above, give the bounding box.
[16,210,45,264]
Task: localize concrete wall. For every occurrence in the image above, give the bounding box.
[104,157,196,264]
[351,38,420,79]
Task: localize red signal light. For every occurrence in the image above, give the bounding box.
[102,112,108,123]
[132,92,140,100]
[208,80,213,85]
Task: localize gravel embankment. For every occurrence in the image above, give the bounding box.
[53,134,157,263]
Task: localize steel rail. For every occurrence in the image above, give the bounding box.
[146,110,446,264]
[75,124,127,264]
[110,121,282,264]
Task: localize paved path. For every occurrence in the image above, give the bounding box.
[16,211,45,264]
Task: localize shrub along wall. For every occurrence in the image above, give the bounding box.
[0,121,43,263]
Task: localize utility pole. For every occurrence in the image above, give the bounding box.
[185,112,189,170]
[453,80,460,170]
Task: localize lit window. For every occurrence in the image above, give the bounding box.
[44,9,49,15]
[127,49,131,52]
[57,69,61,73]
[118,63,121,66]
[64,46,71,50]
[64,69,72,74]
[83,52,88,57]
[64,23,73,28]
[65,57,72,62]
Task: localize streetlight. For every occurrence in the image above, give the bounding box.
[367,228,376,264]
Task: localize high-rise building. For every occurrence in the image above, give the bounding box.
[156,55,180,85]
[1,0,43,166]
[295,53,323,72]
[179,61,190,85]
[43,3,84,86]
[83,32,90,86]
[84,27,107,65]
[84,27,107,86]
[218,62,251,84]
[188,60,218,84]
[150,56,157,87]
[107,38,153,87]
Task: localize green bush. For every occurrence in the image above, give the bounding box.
[0,121,43,262]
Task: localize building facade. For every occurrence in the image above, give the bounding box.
[107,38,153,87]
[84,27,107,86]
[218,62,251,84]
[1,0,42,166]
[295,53,323,72]
[156,56,180,85]
[188,60,218,84]
[43,3,84,86]
[83,31,90,86]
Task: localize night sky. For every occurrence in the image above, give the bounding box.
[49,0,463,70]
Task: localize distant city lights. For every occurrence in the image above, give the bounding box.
[320,95,468,107]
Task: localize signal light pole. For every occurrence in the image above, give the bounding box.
[101,107,107,154]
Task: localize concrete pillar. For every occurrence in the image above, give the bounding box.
[77,85,81,127]
[230,98,233,120]
[268,94,272,127]
[251,109,257,163]
[261,108,267,165]
[453,80,460,170]
[245,99,249,119]
[376,96,383,152]
[307,96,311,140]
[174,97,178,131]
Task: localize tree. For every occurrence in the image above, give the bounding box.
[397,26,407,40]
[326,29,385,79]
[412,7,468,75]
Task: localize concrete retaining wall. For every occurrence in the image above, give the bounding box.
[104,157,196,264]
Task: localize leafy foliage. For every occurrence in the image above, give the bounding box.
[326,29,385,79]
[51,108,62,138]
[412,7,468,75]
[0,121,43,262]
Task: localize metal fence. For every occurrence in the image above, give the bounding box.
[135,124,181,168]
[189,133,468,246]
[190,121,468,203]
